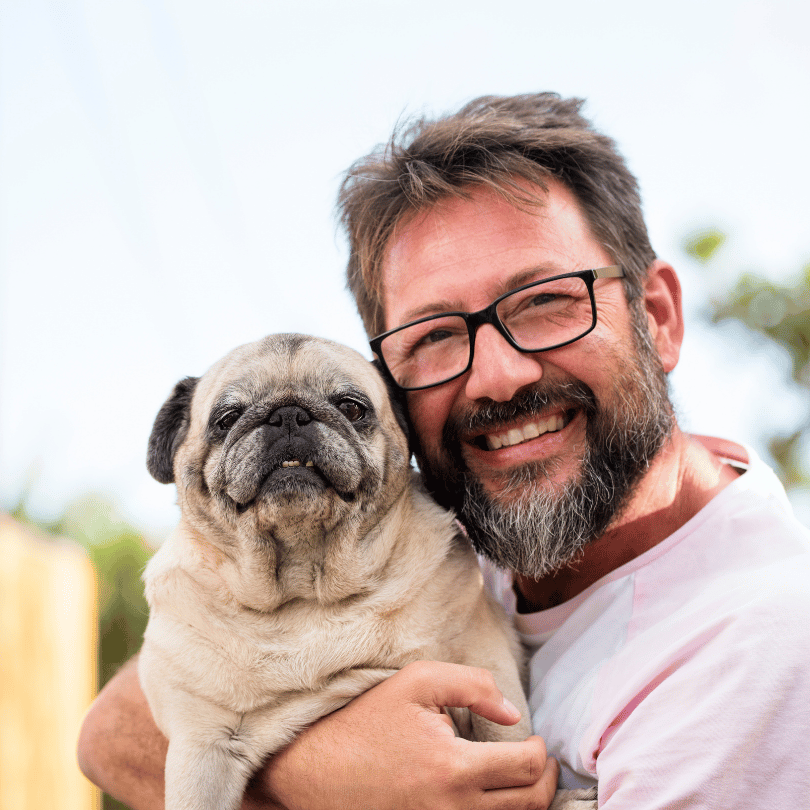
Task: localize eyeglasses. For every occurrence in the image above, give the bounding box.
[370,266,625,391]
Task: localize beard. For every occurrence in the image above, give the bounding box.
[415,310,675,579]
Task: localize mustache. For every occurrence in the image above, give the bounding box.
[444,379,598,440]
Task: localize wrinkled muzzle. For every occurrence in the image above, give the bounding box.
[210,404,370,508]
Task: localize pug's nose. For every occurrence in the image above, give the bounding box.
[267,405,312,431]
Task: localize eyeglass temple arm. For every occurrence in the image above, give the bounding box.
[593,265,624,279]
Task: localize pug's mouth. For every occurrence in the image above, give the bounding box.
[279,458,316,469]
[228,453,361,514]
[262,455,328,490]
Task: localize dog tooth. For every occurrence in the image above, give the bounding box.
[305,461,314,467]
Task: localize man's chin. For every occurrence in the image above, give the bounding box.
[461,455,572,507]
[454,468,596,579]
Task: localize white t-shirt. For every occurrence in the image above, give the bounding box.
[482,442,810,807]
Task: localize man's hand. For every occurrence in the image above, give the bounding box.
[79,657,559,810]
[252,660,560,810]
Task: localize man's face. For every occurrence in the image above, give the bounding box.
[380,180,673,577]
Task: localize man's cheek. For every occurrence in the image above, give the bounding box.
[407,389,451,450]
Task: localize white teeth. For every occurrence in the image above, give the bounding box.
[507,428,523,446]
[483,413,569,450]
[523,422,540,440]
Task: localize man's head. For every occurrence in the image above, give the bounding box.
[339,93,656,339]
[338,93,682,578]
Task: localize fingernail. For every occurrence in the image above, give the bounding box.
[502,697,520,717]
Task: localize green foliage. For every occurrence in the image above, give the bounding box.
[51,494,152,689]
[710,268,810,386]
[684,228,810,494]
[684,228,727,264]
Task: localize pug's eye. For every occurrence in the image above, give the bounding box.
[338,399,366,422]
[216,410,241,432]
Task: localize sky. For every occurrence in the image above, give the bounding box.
[2,0,809,536]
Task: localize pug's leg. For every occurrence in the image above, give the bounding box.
[164,732,259,810]
[451,611,532,742]
[161,668,398,810]
[158,690,270,810]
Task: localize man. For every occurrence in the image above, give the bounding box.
[78,93,810,808]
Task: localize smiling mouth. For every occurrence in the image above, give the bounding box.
[477,408,577,451]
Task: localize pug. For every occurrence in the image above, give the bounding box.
[138,333,596,810]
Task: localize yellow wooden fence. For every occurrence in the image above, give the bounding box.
[0,515,100,810]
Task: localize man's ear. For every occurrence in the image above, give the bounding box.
[147,376,199,484]
[642,260,684,373]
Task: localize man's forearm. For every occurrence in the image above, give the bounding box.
[78,657,283,809]
[78,658,558,810]
[77,657,169,810]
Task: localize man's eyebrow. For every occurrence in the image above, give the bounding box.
[504,265,563,290]
[398,265,567,324]
[400,297,464,323]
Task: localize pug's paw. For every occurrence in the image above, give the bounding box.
[548,786,598,810]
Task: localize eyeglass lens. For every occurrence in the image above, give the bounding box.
[380,275,594,389]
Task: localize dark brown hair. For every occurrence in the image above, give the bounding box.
[338,92,657,337]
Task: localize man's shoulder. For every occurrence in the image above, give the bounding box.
[688,436,809,551]
[691,434,750,468]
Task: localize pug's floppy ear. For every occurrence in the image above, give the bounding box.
[147,376,199,484]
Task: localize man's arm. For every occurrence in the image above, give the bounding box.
[78,657,560,810]
[77,657,169,810]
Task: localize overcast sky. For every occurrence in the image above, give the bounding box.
[2,0,809,535]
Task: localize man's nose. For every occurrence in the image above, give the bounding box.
[464,324,543,402]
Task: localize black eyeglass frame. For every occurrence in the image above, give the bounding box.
[370,265,625,391]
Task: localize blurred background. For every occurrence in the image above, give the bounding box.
[2,0,808,808]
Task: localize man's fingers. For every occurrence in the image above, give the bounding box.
[263,662,561,810]
[478,754,561,810]
[460,736,553,790]
[401,661,523,726]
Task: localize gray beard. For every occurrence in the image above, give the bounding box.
[416,314,674,579]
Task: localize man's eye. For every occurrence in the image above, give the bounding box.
[338,399,366,422]
[216,410,241,432]
[528,293,560,307]
[424,328,453,344]
[413,323,466,352]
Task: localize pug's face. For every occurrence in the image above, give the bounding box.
[148,335,411,552]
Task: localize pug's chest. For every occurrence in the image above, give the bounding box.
[194,602,435,712]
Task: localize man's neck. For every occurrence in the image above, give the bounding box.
[514,428,743,612]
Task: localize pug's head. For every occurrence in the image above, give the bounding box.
[148,335,412,560]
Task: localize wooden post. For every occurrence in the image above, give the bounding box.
[0,515,100,810]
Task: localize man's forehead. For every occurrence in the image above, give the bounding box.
[391,181,553,243]
[380,179,603,327]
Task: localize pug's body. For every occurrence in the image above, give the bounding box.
[139,334,595,810]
